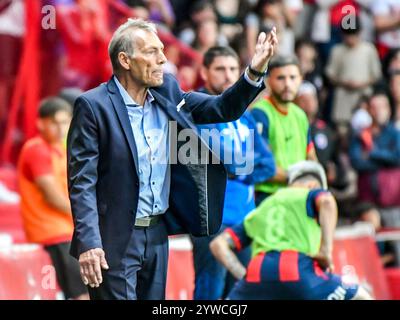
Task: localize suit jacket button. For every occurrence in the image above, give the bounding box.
[136,182,139,187]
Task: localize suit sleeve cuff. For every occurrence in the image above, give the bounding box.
[244,68,264,87]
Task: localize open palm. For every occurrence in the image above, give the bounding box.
[250,27,278,73]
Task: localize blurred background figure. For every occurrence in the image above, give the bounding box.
[389,70,400,129]
[350,92,400,194]
[295,39,324,94]
[371,0,400,60]
[245,0,303,60]
[57,87,83,111]
[125,0,175,30]
[191,46,275,300]
[325,16,382,127]
[251,55,317,206]
[17,97,89,300]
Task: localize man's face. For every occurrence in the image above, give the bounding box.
[267,65,302,103]
[197,20,219,49]
[38,110,72,144]
[202,55,240,95]
[296,92,318,119]
[297,45,316,74]
[343,33,359,47]
[128,29,167,87]
[369,95,391,126]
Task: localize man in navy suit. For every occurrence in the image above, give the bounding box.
[67,18,277,300]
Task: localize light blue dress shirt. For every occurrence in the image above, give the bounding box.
[114,76,170,218]
[113,72,262,219]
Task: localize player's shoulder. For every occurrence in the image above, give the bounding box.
[21,137,47,154]
[20,137,51,163]
[291,103,309,121]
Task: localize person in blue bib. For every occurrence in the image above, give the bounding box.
[210,161,373,300]
[190,46,276,300]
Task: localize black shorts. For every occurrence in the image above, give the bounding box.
[44,242,87,299]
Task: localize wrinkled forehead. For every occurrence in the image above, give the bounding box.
[128,28,163,50]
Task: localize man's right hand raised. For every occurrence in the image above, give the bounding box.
[79,248,109,288]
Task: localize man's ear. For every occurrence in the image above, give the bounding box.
[200,66,208,83]
[118,52,131,71]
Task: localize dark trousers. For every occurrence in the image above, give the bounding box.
[88,220,169,300]
[44,242,88,299]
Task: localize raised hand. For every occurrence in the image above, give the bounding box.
[249,27,278,74]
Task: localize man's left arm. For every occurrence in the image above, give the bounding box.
[186,29,278,124]
[210,223,252,280]
[312,191,338,273]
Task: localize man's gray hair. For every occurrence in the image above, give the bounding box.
[108,18,157,72]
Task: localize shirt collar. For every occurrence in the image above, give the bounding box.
[113,75,154,107]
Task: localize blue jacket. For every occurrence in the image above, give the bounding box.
[197,108,275,226]
[349,123,400,172]
[67,73,264,266]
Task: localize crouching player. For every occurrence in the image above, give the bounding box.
[210,161,372,300]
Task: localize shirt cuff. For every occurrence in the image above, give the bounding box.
[244,68,264,87]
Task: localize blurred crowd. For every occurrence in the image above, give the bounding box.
[1,0,400,297]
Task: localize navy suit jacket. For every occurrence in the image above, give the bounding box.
[67,73,264,267]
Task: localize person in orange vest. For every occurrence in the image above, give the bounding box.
[17,97,88,300]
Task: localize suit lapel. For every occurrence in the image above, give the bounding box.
[150,89,195,131]
[107,79,139,175]
[106,78,203,175]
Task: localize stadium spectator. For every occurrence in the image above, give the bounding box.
[178,0,217,46]
[350,92,400,172]
[387,49,400,76]
[56,0,111,89]
[251,55,317,205]
[0,0,24,144]
[210,160,373,300]
[192,18,226,56]
[308,0,341,67]
[295,39,324,93]
[350,95,372,133]
[17,97,89,300]
[295,82,330,163]
[146,0,175,29]
[296,81,349,189]
[325,16,381,125]
[126,0,175,30]
[213,0,252,45]
[124,0,150,20]
[245,0,303,58]
[389,70,400,129]
[190,46,275,300]
[350,92,400,207]
[371,0,400,60]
